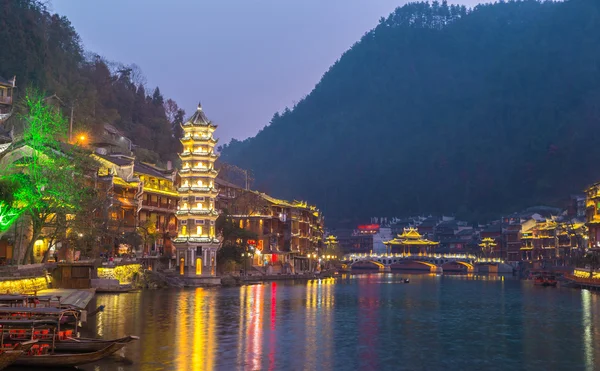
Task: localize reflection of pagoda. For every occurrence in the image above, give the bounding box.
[383,227,439,255]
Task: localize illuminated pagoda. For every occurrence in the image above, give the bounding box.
[383,227,439,255]
[173,103,220,277]
[479,237,497,258]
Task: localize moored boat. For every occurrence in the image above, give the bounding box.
[12,342,126,367]
[0,318,138,353]
[44,335,139,353]
[0,319,137,367]
[533,272,557,287]
[0,350,22,370]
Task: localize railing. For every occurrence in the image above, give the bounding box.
[346,253,489,261]
[0,96,12,105]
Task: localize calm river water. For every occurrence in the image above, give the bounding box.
[30,273,600,370]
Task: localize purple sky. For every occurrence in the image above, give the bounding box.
[51,0,482,144]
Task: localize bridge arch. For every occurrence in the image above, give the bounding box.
[441,260,474,272]
[350,260,385,269]
[392,260,440,272]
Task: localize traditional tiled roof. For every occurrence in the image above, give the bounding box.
[94,154,133,166]
[134,161,171,180]
[215,177,242,189]
[182,103,217,128]
[0,76,15,88]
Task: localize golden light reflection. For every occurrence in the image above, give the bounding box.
[249,285,263,370]
[175,288,216,371]
[304,281,317,371]
[582,289,594,371]
[268,282,277,371]
[237,284,265,369]
[95,292,141,340]
[176,294,189,371]
[303,279,336,370]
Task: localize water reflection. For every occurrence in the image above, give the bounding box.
[66,274,600,371]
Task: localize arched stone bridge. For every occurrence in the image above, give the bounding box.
[342,253,506,273]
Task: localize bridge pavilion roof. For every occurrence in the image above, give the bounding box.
[383,227,439,246]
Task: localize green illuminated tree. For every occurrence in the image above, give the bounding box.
[0,179,22,236]
[1,90,95,264]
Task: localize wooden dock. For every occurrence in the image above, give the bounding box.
[37,288,96,309]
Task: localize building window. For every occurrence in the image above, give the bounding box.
[182,197,188,202]
[197,226,203,235]
[180,220,187,225]
[196,220,205,225]
[195,196,205,202]
[210,220,215,226]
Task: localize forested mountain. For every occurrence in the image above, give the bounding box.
[220,0,600,224]
[0,0,183,165]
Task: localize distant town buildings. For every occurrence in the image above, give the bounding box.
[216,178,324,274]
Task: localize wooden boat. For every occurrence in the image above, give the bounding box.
[13,342,126,367]
[0,318,138,353]
[545,275,558,287]
[534,275,546,286]
[534,273,557,287]
[0,350,22,370]
[49,335,139,353]
[0,340,38,370]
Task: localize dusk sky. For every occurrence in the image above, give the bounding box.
[51,0,482,144]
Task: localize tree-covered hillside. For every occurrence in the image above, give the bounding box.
[220,0,600,223]
[0,0,184,165]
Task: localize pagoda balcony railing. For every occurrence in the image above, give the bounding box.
[180,150,217,157]
[178,186,218,193]
[182,134,214,141]
[173,236,219,244]
[176,209,219,216]
[0,96,12,105]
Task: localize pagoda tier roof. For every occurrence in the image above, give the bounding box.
[182,103,217,128]
[179,151,218,158]
[179,168,218,175]
[181,135,218,143]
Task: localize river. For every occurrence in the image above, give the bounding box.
[31,273,600,370]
